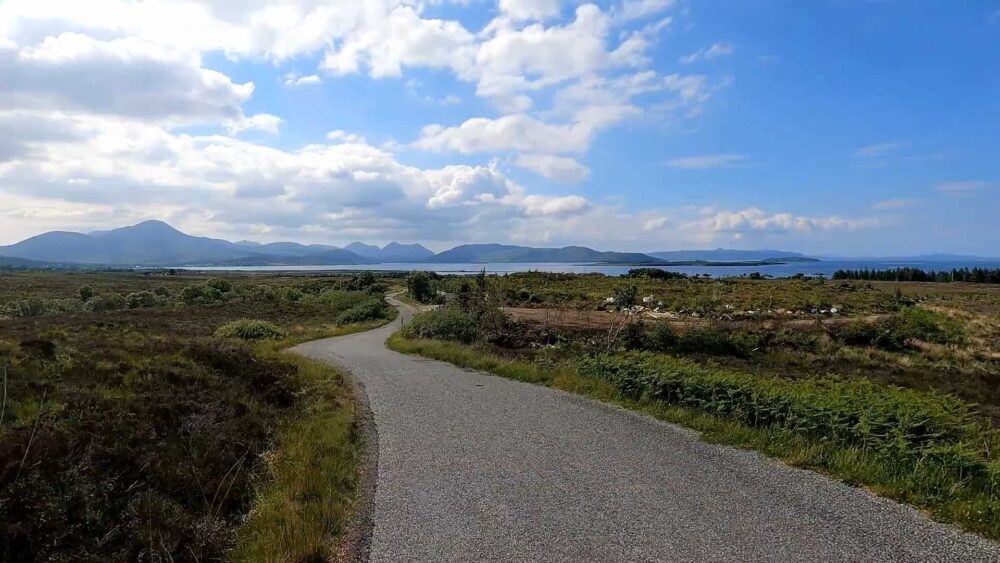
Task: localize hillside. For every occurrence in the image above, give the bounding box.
[345,241,434,262]
[432,244,659,264]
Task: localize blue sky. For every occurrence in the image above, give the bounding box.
[0,0,996,255]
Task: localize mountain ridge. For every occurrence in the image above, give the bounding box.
[0,220,847,267]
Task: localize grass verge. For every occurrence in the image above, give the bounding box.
[386,332,1000,540]
[230,312,396,562]
[229,349,361,562]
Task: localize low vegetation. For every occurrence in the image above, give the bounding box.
[0,271,394,561]
[390,271,1000,538]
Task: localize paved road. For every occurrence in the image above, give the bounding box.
[294,299,1000,562]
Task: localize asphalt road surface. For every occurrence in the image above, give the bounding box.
[294,298,1000,562]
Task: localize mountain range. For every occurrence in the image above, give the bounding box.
[0,220,827,267]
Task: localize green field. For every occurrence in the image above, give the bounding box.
[0,271,392,561]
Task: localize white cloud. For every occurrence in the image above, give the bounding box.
[326,130,367,144]
[0,34,258,128]
[515,154,591,183]
[690,207,876,236]
[679,42,733,64]
[415,114,598,154]
[664,154,747,169]
[321,5,476,78]
[499,0,562,21]
[519,194,590,216]
[285,72,321,86]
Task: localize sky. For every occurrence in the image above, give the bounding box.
[0,0,997,256]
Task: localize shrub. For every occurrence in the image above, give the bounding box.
[625,268,687,280]
[180,284,223,305]
[346,271,378,291]
[85,293,125,312]
[214,319,286,340]
[898,307,965,345]
[125,291,156,310]
[206,278,232,293]
[674,326,759,357]
[153,286,170,297]
[619,321,646,351]
[9,298,47,318]
[643,323,678,351]
[79,285,94,302]
[406,272,434,303]
[335,298,390,325]
[833,307,965,351]
[402,307,478,344]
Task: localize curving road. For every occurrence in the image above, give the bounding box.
[294,299,1000,562]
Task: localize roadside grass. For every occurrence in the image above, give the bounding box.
[228,310,396,562]
[229,349,360,563]
[386,333,1000,540]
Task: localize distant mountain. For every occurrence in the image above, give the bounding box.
[0,221,250,265]
[380,242,435,262]
[345,241,435,262]
[648,249,818,262]
[210,249,374,266]
[344,242,383,259]
[234,241,339,257]
[0,221,371,266]
[432,244,659,264]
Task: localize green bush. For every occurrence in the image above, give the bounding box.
[125,291,157,309]
[9,298,47,318]
[643,323,678,351]
[402,306,478,344]
[674,326,759,357]
[79,285,94,302]
[215,319,286,340]
[619,321,646,351]
[833,307,965,351]
[898,307,965,344]
[406,272,434,303]
[578,352,984,461]
[180,284,223,304]
[335,297,391,325]
[85,293,125,312]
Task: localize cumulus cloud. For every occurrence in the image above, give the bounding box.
[515,154,591,183]
[0,34,259,127]
[689,207,877,236]
[285,72,321,87]
[499,0,562,21]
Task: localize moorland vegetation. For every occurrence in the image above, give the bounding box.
[0,271,392,562]
[394,269,1000,538]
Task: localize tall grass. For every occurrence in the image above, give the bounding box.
[230,311,398,561]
